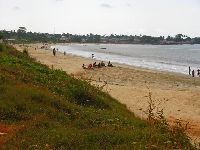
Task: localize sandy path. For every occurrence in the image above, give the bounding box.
[15,43,200,142]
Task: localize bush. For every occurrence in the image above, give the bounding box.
[0,33,3,39]
[0,45,195,149]
[0,43,6,52]
[22,48,29,56]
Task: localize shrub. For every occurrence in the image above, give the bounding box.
[22,48,29,56]
[0,43,6,52]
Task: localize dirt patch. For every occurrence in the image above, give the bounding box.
[0,124,18,148]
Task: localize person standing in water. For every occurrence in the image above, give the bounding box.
[53,48,56,56]
[197,69,200,77]
[192,70,195,77]
[189,66,191,75]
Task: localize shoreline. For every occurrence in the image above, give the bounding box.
[53,45,187,78]
[51,43,199,76]
[15,43,200,141]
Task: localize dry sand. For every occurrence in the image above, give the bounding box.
[15,43,200,142]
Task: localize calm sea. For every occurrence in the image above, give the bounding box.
[52,44,200,75]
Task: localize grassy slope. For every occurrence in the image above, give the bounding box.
[0,44,194,149]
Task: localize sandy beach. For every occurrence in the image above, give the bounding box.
[15,43,200,141]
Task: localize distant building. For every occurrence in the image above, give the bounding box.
[100,37,108,43]
[108,38,119,43]
[4,39,16,43]
[133,36,141,43]
[81,38,86,43]
[60,36,70,42]
[118,37,130,44]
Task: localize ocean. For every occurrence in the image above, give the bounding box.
[51,44,200,75]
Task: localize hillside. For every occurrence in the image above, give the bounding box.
[0,43,195,149]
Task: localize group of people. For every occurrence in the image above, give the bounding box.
[52,50,114,70]
[189,66,200,77]
[82,61,113,69]
[52,48,67,56]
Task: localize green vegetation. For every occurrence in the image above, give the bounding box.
[1,27,200,44]
[0,43,195,149]
[0,33,3,40]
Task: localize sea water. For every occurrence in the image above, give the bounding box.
[51,44,200,75]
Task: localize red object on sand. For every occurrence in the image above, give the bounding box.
[88,64,93,69]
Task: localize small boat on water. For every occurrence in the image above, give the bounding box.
[100,47,107,50]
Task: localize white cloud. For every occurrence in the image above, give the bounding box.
[126,3,131,7]
[100,3,112,8]
[12,6,20,11]
[0,0,200,37]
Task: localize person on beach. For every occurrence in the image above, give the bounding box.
[100,61,105,67]
[97,62,101,68]
[108,61,113,67]
[189,66,191,75]
[53,48,56,56]
[92,54,94,59]
[64,51,66,56]
[197,69,200,76]
[82,64,86,69]
[192,70,195,77]
[93,62,97,67]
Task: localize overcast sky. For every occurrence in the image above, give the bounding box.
[0,0,200,37]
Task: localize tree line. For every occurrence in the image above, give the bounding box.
[1,27,200,44]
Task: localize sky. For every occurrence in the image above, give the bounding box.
[0,0,200,37]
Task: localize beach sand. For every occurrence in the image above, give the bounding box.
[15,43,200,142]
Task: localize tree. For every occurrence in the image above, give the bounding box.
[17,27,27,34]
[166,36,173,41]
[175,34,183,42]
[0,33,3,39]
